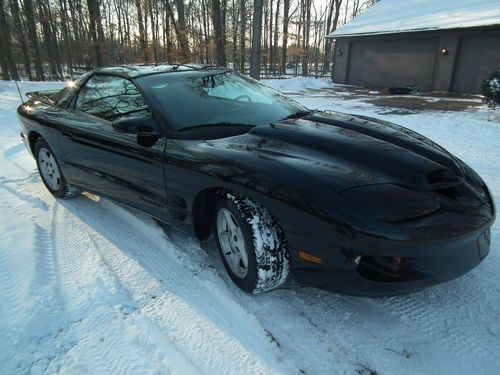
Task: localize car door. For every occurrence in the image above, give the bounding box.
[57,73,170,220]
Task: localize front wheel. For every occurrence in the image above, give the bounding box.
[214,193,290,293]
[35,138,79,199]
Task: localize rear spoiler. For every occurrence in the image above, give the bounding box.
[25,90,59,104]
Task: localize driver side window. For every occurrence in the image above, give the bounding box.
[75,75,151,121]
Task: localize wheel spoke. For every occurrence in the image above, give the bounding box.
[217,207,249,279]
[224,210,237,232]
[219,230,230,242]
[38,148,61,190]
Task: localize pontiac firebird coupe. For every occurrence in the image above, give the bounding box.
[17,64,495,296]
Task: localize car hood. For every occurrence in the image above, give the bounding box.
[213,111,465,193]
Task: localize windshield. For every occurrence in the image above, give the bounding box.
[137,70,308,130]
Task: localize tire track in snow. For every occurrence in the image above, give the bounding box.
[3,142,25,158]
[19,222,78,375]
[0,173,52,231]
[47,201,198,374]
[0,155,180,373]
[54,195,293,374]
[32,223,58,287]
[0,210,68,375]
[244,288,379,374]
[0,221,34,328]
[0,176,81,375]
[373,278,500,374]
[0,139,38,179]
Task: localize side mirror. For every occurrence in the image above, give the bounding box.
[112,116,161,147]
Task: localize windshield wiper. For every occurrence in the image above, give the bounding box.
[178,122,256,132]
[281,110,313,121]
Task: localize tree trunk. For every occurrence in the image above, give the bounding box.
[0,0,19,79]
[281,0,289,74]
[174,0,191,63]
[211,0,226,66]
[323,0,342,74]
[268,0,273,75]
[59,0,73,77]
[201,0,209,63]
[69,0,83,64]
[250,0,262,79]
[135,0,148,61]
[239,0,246,72]
[37,0,58,78]
[87,0,104,66]
[301,0,311,76]
[23,0,43,79]
[10,0,32,79]
[148,0,158,62]
[0,43,10,80]
[272,0,280,73]
[45,1,63,77]
[231,0,237,68]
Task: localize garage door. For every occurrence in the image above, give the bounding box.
[347,37,439,91]
[452,33,500,94]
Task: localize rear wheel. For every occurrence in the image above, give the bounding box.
[35,138,79,199]
[214,193,290,293]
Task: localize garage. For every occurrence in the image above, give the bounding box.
[452,33,500,93]
[328,0,500,94]
[347,37,439,91]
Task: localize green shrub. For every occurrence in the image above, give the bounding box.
[482,68,500,109]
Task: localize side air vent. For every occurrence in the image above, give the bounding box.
[427,168,463,190]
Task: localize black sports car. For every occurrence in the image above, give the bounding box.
[17,64,495,296]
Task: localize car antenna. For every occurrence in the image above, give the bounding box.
[15,78,24,104]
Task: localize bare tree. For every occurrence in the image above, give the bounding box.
[174,0,191,62]
[239,0,246,72]
[281,0,289,74]
[0,0,15,80]
[87,0,106,66]
[323,0,342,74]
[0,0,379,80]
[23,0,44,80]
[250,0,262,79]
[212,0,226,66]
[272,0,280,73]
[10,0,32,79]
[301,0,312,76]
[135,0,148,61]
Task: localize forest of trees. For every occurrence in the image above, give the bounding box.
[0,0,378,81]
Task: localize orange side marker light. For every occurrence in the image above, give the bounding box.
[298,251,323,265]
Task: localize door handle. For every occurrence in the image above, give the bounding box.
[61,131,73,138]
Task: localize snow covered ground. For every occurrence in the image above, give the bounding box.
[1,78,499,375]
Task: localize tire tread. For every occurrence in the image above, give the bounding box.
[226,192,290,293]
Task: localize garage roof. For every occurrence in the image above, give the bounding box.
[327,0,500,38]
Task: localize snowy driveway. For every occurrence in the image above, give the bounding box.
[1,79,499,374]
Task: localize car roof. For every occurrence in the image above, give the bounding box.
[93,64,227,79]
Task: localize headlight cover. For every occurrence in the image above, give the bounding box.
[341,184,440,222]
[459,160,494,209]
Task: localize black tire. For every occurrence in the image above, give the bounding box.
[34,138,80,199]
[214,193,290,293]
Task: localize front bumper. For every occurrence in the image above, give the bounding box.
[290,225,492,297]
